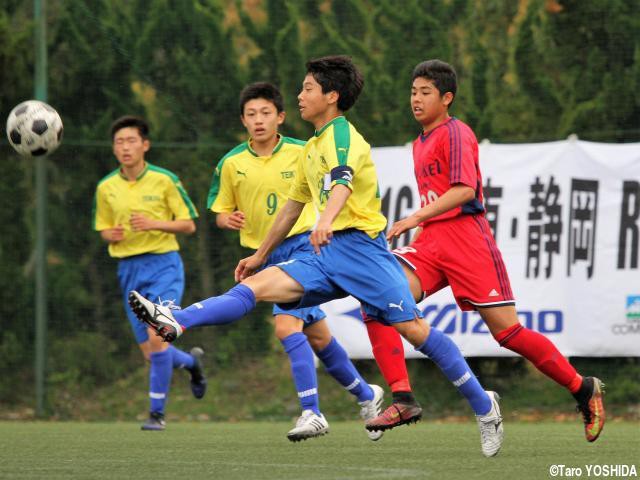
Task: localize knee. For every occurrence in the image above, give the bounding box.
[306,333,330,352]
[240,277,262,298]
[275,322,298,341]
[394,318,429,347]
[148,335,168,354]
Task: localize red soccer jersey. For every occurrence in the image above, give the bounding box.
[412,117,484,225]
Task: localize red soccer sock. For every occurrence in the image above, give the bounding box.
[365,318,412,392]
[494,324,583,393]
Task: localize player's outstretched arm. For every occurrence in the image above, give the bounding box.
[235,199,305,281]
[387,184,474,240]
[310,184,351,254]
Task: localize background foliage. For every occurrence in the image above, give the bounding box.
[0,0,638,418]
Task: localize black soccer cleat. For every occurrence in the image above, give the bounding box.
[188,347,208,399]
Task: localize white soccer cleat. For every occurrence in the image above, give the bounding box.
[359,384,385,441]
[287,409,329,442]
[476,391,504,457]
[128,290,183,342]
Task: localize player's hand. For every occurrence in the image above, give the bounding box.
[103,225,125,242]
[224,211,245,230]
[386,216,420,241]
[310,221,333,254]
[130,212,157,231]
[235,253,266,282]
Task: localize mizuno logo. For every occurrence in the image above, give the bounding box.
[388,300,404,311]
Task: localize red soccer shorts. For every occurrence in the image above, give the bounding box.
[392,214,515,311]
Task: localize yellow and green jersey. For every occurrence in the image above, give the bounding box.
[92,163,198,258]
[287,116,387,238]
[207,135,317,249]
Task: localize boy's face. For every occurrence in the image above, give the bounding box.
[241,98,285,143]
[112,127,149,169]
[298,74,332,125]
[411,77,452,128]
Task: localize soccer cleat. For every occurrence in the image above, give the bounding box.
[128,290,183,342]
[286,410,329,442]
[188,347,207,399]
[365,400,423,432]
[576,377,605,442]
[141,411,166,431]
[476,391,504,457]
[359,384,385,441]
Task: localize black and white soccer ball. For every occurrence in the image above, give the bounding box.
[6,100,63,157]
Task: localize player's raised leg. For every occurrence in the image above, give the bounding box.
[128,265,304,342]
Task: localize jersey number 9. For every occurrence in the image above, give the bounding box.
[266,193,278,215]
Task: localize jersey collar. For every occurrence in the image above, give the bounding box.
[315,116,347,137]
[119,162,149,181]
[420,116,455,143]
[247,134,284,157]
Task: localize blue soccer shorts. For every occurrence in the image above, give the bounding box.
[275,229,422,324]
[117,251,185,343]
[262,233,326,327]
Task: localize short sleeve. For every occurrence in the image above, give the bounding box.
[208,159,237,213]
[287,150,312,203]
[327,120,362,191]
[93,185,113,231]
[166,176,198,220]
[445,122,478,189]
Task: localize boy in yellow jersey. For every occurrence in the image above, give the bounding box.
[93,116,207,431]
[208,82,384,441]
[130,57,503,456]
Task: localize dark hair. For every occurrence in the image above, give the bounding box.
[239,82,284,115]
[110,115,149,140]
[305,55,364,112]
[412,60,457,104]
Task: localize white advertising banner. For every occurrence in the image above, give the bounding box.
[323,139,640,358]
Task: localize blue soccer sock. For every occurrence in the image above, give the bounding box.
[281,332,320,414]
[149,349,173,414]
[316,337,373,403]
[417,328,492,416]
[167,345,195,370]
[174,284,256,329]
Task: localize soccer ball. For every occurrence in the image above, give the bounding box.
[6,100,63,157]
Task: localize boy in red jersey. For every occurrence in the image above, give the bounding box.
[383,59,605,442]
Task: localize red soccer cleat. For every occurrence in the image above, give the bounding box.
[365,402,423,432]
